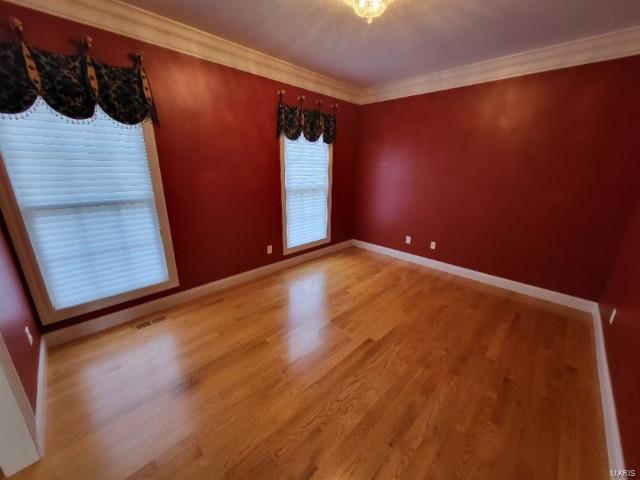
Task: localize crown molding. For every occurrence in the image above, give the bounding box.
[3,0,362,104]
[5,0,640,105]
[360,25,640,104]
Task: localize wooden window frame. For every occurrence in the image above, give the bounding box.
[0,120,179,325]
[279,135,333,256]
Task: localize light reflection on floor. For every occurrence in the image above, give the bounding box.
[285,271,327,361]
[78,333,194,468]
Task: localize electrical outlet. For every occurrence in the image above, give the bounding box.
[267,244,273,255]
[430,241,437,250]
[24,326,33,346]
[405,235,412,245]
[609,308,617,325]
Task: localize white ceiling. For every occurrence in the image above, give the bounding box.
[121,0,640,87]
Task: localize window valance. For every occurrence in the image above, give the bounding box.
[0,33,158,125]
[277,97,337,144]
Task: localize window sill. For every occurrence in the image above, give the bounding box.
[40,277,180,326]
[283,237,331,256]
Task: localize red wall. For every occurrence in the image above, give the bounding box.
[1,5,640,463]
[355,56,640,300]
[0,2,359,332]
[599,195,640,469]
[0,217,40,411]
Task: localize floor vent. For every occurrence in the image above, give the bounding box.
[135,316,166,330]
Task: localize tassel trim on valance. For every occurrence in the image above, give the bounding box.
[277,100,337,144]
[0,38,158,125]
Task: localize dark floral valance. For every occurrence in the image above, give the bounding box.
[277,101,336,144]
[0,40,158,125]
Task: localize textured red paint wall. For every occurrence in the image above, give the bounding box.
[0,2,359,332]
[354,56,640,300]
[0,217,41,411]
[1,5,640,464]
[599,196,640,470]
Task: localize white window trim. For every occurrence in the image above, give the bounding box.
[0,120,179,325]
[279,135,333,256]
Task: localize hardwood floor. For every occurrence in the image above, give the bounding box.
[13,248,608,479]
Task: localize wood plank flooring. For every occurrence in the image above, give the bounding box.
[12,248,608,479]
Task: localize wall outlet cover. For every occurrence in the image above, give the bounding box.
[405,235,412,245]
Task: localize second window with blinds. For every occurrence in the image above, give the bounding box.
[281,134,332,254]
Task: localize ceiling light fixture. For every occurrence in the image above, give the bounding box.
[343,0,395,24]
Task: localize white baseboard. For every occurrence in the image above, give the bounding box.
[592,304,625,471]
[352,240,595,312]
[46,238,597,342]
[44,240,354,347]
[353,240,624,470]
[35,339,47,456]
[39,237,623,474]
[0,335,40,476]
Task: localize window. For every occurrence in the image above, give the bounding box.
[281,134,332,254]
[0,99,177,324]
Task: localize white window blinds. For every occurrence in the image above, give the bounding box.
[283,135,331,251]
[0,99,172,311]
